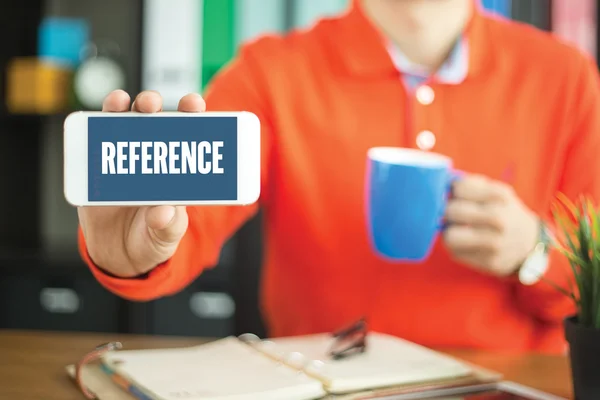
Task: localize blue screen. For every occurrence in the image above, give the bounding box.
[87,116,238,202]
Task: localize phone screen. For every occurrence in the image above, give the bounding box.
[87,115,238,202]
[425,390,543,399]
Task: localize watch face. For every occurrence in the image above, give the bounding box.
[74,56,125,109]
[519,249,550,286]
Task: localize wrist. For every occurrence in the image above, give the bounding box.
[87,249,155,280]
[517,219,552,285]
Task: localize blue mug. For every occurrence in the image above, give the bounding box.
[365,147,460,262]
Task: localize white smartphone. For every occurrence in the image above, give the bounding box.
[63,111,261,206]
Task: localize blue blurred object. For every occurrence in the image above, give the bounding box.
[481,0,511,17]
[38,17,90,67]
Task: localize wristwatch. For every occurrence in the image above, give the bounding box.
[518,220,553,286]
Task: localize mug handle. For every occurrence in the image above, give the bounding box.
[448,169,465,194]
[439,169,465,231]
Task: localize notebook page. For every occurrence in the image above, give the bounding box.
[101,337,327,400]
[254,332,473,394]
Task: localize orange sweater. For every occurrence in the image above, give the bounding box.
[80,2,600,353]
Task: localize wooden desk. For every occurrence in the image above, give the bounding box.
[0,329,573,399]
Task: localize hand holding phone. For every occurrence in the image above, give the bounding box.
[74,90,245,278]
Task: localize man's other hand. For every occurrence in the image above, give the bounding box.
[443,174,539,277]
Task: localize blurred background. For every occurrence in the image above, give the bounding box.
[0,0,596,339]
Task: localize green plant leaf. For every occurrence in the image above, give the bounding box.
[588,201,600,327]
[548,195,600,328]
[553,209,579,256]
[555,246,586,266]
[541,275,578,302]
[556,192,579,221]
[579,202,597,325]
[552,202,576,235]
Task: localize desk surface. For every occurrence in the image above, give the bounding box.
[0,329,573,399]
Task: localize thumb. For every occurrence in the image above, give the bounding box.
[145,206,188,245]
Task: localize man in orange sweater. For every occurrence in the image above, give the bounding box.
[77,0,600,354]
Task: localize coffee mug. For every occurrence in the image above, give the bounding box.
[365,147,460,262]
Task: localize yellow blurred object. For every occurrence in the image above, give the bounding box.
[6,57,72,114]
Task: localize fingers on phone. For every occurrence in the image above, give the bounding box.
[178,93,206,113]
[102,90,204,114]
[131,91,163,113]
[102,90,131,112]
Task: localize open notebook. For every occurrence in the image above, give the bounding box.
[66,332,502,400]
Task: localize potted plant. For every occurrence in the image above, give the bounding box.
[550,194,600,400]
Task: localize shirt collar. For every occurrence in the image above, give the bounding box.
[387,37,469,85]
[332,0,492,80]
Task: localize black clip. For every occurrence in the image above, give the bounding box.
[328,318,368,360]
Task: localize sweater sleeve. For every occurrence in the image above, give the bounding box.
[80,39,277,301]
[514,53,600,322]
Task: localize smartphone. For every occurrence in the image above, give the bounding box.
[63,111,261,207]
[379,381,567,400]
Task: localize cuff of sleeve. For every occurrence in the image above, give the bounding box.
[78,228,175,301]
